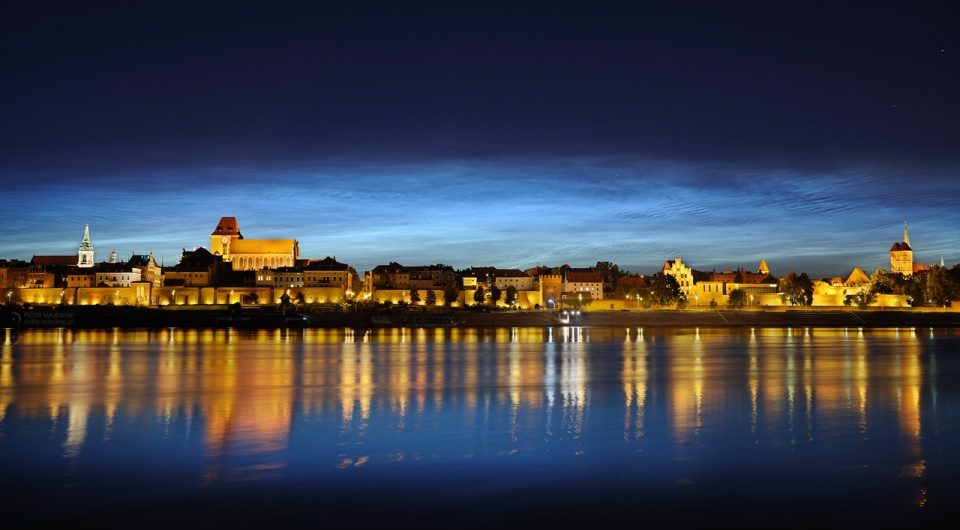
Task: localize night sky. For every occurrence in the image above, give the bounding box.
[2,1,958,278]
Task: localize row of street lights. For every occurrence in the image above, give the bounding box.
[628,294,645,309]
[622,292,764,309]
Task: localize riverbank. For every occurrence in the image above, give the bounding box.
[457,308,960,328]
[2,305,959,329]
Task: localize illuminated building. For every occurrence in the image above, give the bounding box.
[78,224,94,267]
[889,222,914,276]
[662,258,693,296]
[164,247,221,287]
[843,267,870,286]
[890,222,934,277]
[365,263,458,305]
[209,216,299,271]
[301,256,352,289]
[461,267,540,308]
[693,259,779,306]
[564,268,604,301]
[708,260,773,284]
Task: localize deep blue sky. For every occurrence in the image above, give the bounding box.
[2,1,958,278]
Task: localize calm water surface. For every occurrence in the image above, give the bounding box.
[2,326,959,527]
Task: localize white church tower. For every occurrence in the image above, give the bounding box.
[78,224,95,267]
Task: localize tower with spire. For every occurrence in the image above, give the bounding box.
[78,224,95,267]
[889,221,914,276]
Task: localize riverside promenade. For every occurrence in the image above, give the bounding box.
[459,308,960,329]
[3,305,959,329]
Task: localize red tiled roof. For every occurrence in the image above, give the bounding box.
[890,242,912,251]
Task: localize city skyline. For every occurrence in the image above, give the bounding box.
[2,3,958,278]
[2,215,951,281]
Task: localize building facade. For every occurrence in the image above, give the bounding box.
[78,224,95,267]
[890,222,914,276]
[209,216,299,271]
[662,258,694,296]
[563,269,604,303]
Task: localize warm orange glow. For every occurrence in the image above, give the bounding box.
[0,327,943,478]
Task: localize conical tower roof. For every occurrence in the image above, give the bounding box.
[844,267,870,286]
[79,224,94,251]
[758,258,769,275]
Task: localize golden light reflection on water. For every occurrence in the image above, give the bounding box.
[0,326,953,490]
[622,328,648,440]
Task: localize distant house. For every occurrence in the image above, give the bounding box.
[0,259,30,289]
[365,263,456,290]
[27,255,75,288]
[364,262,458,305]
[163,247,222,287]
[463,267,536,291]
[662,258,694,295]
[301,256,352,290]
[617,275,651,297]
[95,262,142,288]
[564,269,603,301]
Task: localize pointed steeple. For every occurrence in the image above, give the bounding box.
[80,224,93,248]
[890,221,915,276]
[78,224,95,267]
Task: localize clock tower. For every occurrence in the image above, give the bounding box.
[219,235,231,256]
[211,216,242,260]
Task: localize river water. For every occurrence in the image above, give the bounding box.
[2,326,959,527]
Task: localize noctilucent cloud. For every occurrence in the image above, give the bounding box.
[2,2,958,278]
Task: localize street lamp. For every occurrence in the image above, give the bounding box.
[750,295,754,307]
[172,290,176,305]
[695,294,699,307]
